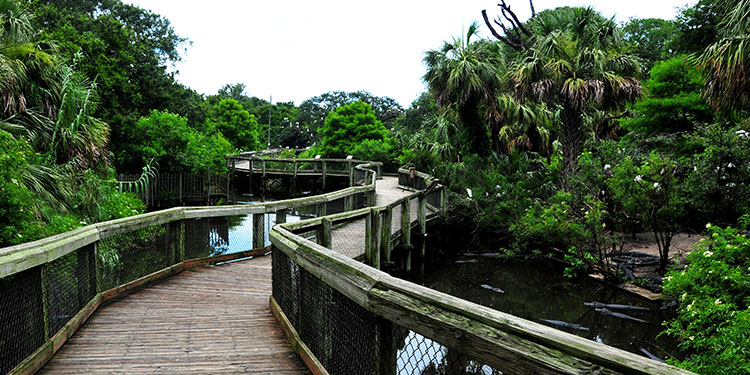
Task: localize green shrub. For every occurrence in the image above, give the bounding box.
[0,132,39,246]
[662,216,750,375]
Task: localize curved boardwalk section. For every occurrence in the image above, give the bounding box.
[37,256,308,374]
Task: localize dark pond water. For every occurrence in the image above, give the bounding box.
[392,249,683,364]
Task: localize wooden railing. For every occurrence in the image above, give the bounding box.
[268,169,695,375]
[226,155,383,191]
[0,161,380,375]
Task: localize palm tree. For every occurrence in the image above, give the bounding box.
[490,93,555,156]
[696,0,750,114]
[511,7,643,183]
[423,22,504,156]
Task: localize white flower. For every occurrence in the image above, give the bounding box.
[604,164,611,170]
[653,182,660,189]
[728,163,735,168]
[704,250,713,257]
[706,223,712,229]
[634,175,643,183]
[694,166,698,171]
[715,299,723,305]
[681,292,688,300]
[465,188,473,199]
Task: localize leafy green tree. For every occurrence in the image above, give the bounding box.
[0,130,37,246]
[393,92,439,134]
[620,57,713,135]
[316,101,389,158]
[423,22,503,156]
[31,0,207,171]
[296,90,403,145]
[609,152,684,272]
[209,98,260,151]
[134,110,233,174]
[622,18,680,68]
[674,0,725,53]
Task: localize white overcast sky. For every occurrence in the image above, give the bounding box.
[125,0,696,108]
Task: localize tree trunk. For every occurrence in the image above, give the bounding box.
[561,107,584,189]
[459,96,491,156]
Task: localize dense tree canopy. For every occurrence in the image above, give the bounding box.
[621,57,713,134]
[315,101,389,158]
[622,18,679,69]
[209,98,260,151]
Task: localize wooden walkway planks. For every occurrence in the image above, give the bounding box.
[331,176,417,258]
[37,256,308,375]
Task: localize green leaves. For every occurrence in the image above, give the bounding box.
[316,101,389,158]
[134,110,233,175]
[663,217,750,374]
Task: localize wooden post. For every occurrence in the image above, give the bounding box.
[248,163,254,196]
[418,194,427,236]
[179,173,183,205]
[276,209,288,224]
[40,265,50,339]
[381,206,393,263]
[177,220,185,262]
[231,159,236,204]
[344,195,354,211]
[401,200,411,246]
[253,213,266,249]
[348,161,354,186]
[371,209,382,269]
[316,202,327,217]
[440,186,447,215]
[322,160,327,190]
[319,218,332,248]
[375,317,396,375]
[262,160,267,177]
[418,194,427,259]
[365,210,373,265]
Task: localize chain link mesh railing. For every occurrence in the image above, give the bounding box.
[98,223,176,291]
[45,245,98,335]
[0,267,45,374]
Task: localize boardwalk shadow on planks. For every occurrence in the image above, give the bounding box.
[38,256,309,374]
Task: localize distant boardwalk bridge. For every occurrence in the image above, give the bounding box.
[0,157,694,375]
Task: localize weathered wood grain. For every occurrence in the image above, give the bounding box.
[37,256,308,374]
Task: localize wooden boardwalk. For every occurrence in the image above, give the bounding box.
[36,176,415,374]
[331,176,420,258]
[38,256,308,374]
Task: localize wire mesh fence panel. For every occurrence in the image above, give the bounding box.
[326,197,345,215]
[0,267,45,374]
[354,191,368,209]
[184,216,257,259]
[44,245,97,336]
[426,189,443,212]
[97,223,175,291]
[387,325,505,375]
[298,267,378,375]
[272,249,300,331]
[353,168,366,185]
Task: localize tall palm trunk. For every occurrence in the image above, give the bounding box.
[459,95,490,156]
[561,105,584,189]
